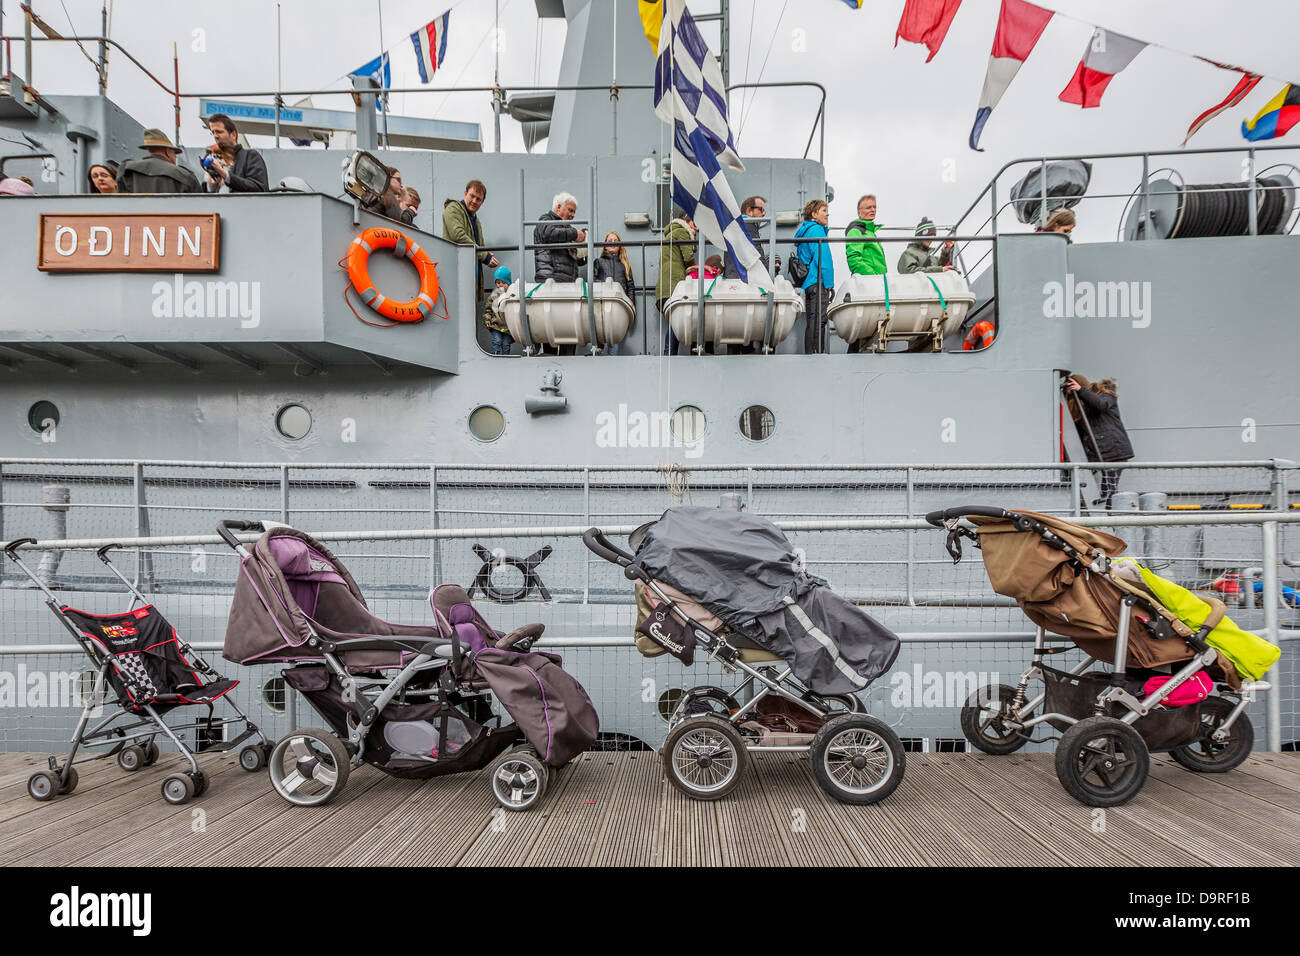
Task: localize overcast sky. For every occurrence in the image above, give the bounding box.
[11,0,1298,253]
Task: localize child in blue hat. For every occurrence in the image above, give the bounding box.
[485,265,515,355]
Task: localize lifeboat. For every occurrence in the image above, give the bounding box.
[498,278,634,352]
[828,271,976,352]
[663,275,803,351]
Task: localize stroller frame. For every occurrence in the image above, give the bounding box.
[584,528,905,804]
[4,537,269,804]
[929,505,1267,806]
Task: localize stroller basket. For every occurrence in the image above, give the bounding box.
[1042,666,1203,752]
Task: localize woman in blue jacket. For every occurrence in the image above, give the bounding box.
[794,199,834,353]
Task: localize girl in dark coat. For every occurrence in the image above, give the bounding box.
[593,231,636,355]
[1067,374,1134,508]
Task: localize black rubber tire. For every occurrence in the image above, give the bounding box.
[661,715,747,801]
[239,744,267,772]
[161,774,195,805]
[28,771,60,802]
[268,728,352,807]
[1055,716,1150,807]
[488,746,549,812]
[117,745,145,772]
[680,687,740,718]
[142,742,160,765]
[60,767,79,795]
[1170,698,1255,774]
[807,692,863,715]
[190,770,209,797]
[960,684,1030,756]
[809,714,906,805]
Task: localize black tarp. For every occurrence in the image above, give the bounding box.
[631,507,900,694]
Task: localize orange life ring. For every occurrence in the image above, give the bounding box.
[962,319,995,351]
[346,227,439,323]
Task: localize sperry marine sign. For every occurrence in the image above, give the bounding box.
[38,213,221,272]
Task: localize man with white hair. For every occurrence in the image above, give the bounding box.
[533,191,587,283]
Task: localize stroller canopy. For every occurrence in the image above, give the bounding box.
[223,527,440,671]
[632,507,900,695]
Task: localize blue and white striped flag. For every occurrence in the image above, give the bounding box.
[352,50,391,112]
[654,0,768,285]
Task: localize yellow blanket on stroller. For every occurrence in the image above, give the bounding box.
[1135,566,1282,681]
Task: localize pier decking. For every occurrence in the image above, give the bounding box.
[1,751,1298,866]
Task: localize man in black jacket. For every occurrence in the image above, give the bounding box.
[533,192,586,283]
[117,129,200,194]
[202,113,268,193]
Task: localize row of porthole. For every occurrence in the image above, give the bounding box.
[28,400,777,444]
[468,404,777,443]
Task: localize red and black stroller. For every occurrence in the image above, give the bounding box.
[219,520,598,812]
[4,537,269,806]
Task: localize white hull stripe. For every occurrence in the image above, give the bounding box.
[782,596,869,688]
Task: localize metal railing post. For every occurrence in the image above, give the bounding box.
[1071,464,1082,517]
[279,465,289,524]
[583,467,591,603]
[905,467,915,606]
[517,168,536,355]
[132,462,145,589]
[746,466,754,508]
[1261,520,1282,750]
[430,465,441,587]
[695,227,706,354]
[587,164,599,354]
[1247,148,1258,236]
[1140,153,1151,241]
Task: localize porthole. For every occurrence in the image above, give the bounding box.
[276,403,312,440]
[469,405,505,442]
[27,400,59,434]
[262,677,286,713]
[657,688,684,722]
[739,405,775,441]
[670,405,705,443]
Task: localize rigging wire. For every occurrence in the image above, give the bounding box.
[737,0,789,141]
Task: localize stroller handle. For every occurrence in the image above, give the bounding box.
[217,519,266,550]
[924,505,1018,527]
[582,527,635,568]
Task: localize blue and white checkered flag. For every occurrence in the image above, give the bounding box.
[654,0,769,285]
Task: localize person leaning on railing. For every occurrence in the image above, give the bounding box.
[443,179,500,301]
[201,113,268,193]
[656,208,696,356]
[117,129,200,194]
[793,199,834,354]
[897,217,955,274]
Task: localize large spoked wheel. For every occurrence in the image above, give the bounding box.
[1055,716,1150,807]
[1170,698,1254,774]
[960,683,1030,755]
[268,728,352,807]
[489,746,549,812]
[810,714,906,805]
[662,715,747,801]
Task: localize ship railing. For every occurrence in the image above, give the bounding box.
[949,143,1300,277]
[1,508,1296,750]
[0,32,828,161]
[490,224,1000,354]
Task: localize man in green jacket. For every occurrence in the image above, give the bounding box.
[845,194,886,276]
[897,217,955,274]
[656,210,696,355]
[442,179,500,301]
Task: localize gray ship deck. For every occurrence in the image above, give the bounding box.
[2,750,1299,867]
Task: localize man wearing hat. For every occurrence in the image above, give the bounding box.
[897,216,955,274]
[117,128,200,194]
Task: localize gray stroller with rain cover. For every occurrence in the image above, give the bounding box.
[583,506,906,804]
[4,537,269,805]
[219,520,599,811]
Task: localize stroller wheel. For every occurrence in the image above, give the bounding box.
[28,770,61,802]
[161,774,196,805]
[191,770,209,797]
[239,744,268,772]
[810,714,906,805]
[269,728,352,807]
[142,742,160,765]
[1055,716,1149,807]
[960,684,1030,755]
[662,715,747,801]
[60,767,79,795]
[117,745,146,772]
[1170,698,1254,774]
[489,746,549,812]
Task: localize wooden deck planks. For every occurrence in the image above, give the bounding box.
[1,751,1296,867]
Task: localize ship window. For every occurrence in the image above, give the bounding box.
[262,677,286,713]
[27,401,60,434]
[276,404,312,440]
[670,405,705,443]
[739,405,775,441]
[469,405,505,442]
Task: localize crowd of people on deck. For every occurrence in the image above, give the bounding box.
[0,116,1085,358]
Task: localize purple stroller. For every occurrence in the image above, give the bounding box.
[218,520,598,811]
